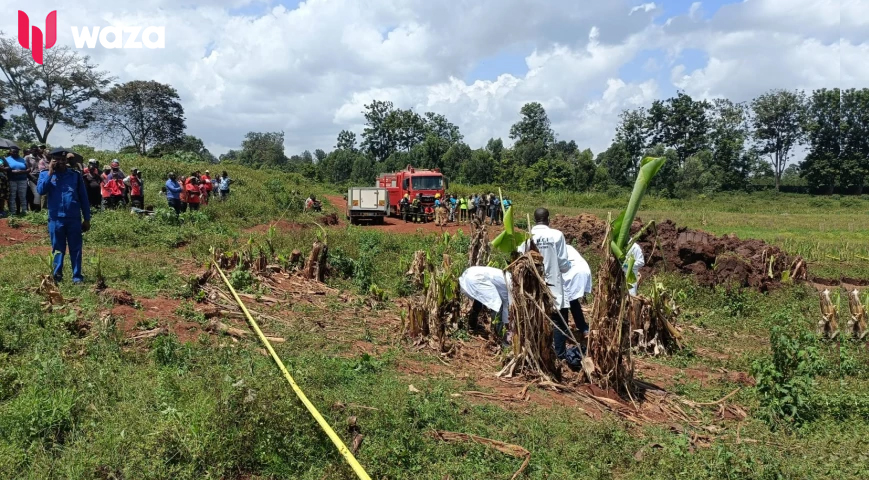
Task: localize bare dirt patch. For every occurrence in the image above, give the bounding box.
[0,219,41,247]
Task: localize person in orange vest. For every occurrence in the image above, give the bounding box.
[200,170,213,204]
[124,168,144,209]
[100,168,113,209]
[185,172,201,211]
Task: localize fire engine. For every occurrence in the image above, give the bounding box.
[377,165,446,217]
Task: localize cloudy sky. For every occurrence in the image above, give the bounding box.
[2,0,860,158]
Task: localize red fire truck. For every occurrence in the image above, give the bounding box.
[377,165,447,217]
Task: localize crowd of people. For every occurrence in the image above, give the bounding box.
[162,170,232,215]
[398,192,512,226]
[458,207,645,370]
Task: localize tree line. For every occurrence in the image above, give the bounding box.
[224,89,868,196]
[0,34,865,195]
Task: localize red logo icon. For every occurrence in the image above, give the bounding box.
[18,10,57,64]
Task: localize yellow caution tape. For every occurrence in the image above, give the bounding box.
[212,261,373,480]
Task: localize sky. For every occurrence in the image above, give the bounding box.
[0,0,861,159]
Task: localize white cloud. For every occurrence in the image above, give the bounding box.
[0,0,858,159]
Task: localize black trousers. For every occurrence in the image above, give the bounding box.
[168,198,182,214]
[569,299,589,332]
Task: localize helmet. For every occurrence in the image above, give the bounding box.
[435,194,441,199]
[111,159,120,167]
[404,193,409,199]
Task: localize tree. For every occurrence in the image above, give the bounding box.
[461,149,493,185]
[423,112,463,144]
[597,142,633,187]
[389,108,426,152]
[840,88,869,194]
[85,80,185,155]
[336,129,358,152]
[709,99,751,190]
[0,113,36,144]
[509,102,556,158]
[156,134,217,163]
[351,155,376,184]
[361,100,396,162]
[751,89,807,190]
[441,142,472,182]
[238,131,287,168]
[644,92,709,165]
[800,88,840,194]
[614,108,646,178]
[0,39,111,143]
[314,149,327,163]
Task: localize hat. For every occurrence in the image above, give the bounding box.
[168,171,176,176]
[88,159,98,164]
[111,159,120,167]
[205,170,210,173]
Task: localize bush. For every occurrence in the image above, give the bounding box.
[751,314,820,429]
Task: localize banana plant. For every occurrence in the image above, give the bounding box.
[610,156,665,285]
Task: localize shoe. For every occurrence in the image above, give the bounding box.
[53,276,63,284]
[73,279,84,285]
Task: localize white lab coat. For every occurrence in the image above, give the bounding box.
[623,243,645,296]
[459,266,512,324]
[563,245,592,302]
[518,224,571,310]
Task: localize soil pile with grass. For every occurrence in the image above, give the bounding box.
[551,215,806,292]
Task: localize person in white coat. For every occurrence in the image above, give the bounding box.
[563,245,592,335]
[623,242,645,296]
[459,266,511,334]
[518,208,581,368]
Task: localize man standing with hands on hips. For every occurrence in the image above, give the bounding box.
[37,153,92,284]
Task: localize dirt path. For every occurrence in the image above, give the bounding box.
[323,194,496,236]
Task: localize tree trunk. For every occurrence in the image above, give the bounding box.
[304,241,328,282]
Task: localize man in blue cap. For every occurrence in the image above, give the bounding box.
[37,153,92,284]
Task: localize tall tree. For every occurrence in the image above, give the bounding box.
[0,39,111,143]
[336,129,358,152]
[800,88,841,194]
[509,102,556,157]
[614,108,647,180]
[840,88,869,194]
[389,108,426,152]
[361,100,396,162]
[709,99,751,190]
[644,92,709,165]
[0,113,36,143]
[423,112,463,144]
[751,89,807,191]
[238,131,287,168]
[597,142,633,187]
[314,148,327,163]
[85,80,185,155]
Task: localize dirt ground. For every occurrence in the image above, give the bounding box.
[0,219,41,247]
[323,195,486,236]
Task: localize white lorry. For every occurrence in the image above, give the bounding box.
[346,187,390,225]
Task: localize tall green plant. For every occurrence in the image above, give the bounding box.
[608,157,664,286]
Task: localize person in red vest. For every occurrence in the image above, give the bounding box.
[124,168,144,208]
[200,170,213,205]
[100,167,124,209]
[185,172,201,211]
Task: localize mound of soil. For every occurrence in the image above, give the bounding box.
[551,214,608,248]
[319,213,340,226]
[551,215,805,292]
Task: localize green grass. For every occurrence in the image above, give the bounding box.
[1,157,868,479]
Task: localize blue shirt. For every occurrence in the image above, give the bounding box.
[435,199,442,208]
[165,179,182,199]
[5,155,28,181]
[36,170,91,222]
[218,177,231,191]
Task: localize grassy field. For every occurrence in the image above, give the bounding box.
[1,158,868,479]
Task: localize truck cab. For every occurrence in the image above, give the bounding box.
[378,165,446,217]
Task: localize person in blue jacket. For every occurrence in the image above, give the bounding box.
[164,172,183,214]
[36,153,92,284]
